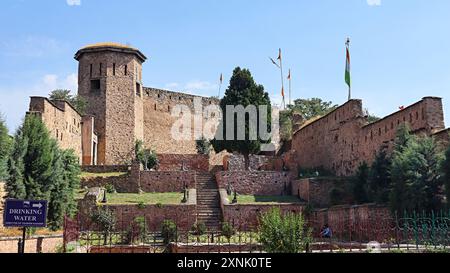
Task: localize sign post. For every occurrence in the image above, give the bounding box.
[3,199,48,253]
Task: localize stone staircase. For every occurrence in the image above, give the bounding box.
[196,174,222,231]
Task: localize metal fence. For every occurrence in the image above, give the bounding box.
[63,210,450,253]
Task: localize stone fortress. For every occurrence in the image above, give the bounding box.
[28,43,220,166]
[27,42,450,175]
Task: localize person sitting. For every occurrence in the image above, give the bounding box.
[320,224,332,239]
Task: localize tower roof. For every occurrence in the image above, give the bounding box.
[74,42,147,62]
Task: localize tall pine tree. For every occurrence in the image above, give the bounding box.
[6,115,80,230]
[0,114,12,181]
[211,67,271,169]
[368,147,391,204]
[353,162,369,204]
[442,145,450,209]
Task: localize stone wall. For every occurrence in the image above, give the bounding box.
[139,171,196,192]
[143,87,220,155]
[433,128,450,149]
[0,235,63,253]
[80,175,132,193]
[28,97,83,163]
[78,204,196,232]
[223,154,275,171]
[292,97,447,176]
[291,178,352,208]
[157,154,210,172]
[309,204,391,237]
[216,171,291,195]
[81,165,129,173]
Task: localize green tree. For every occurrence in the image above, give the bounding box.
[442,145,450,208]
[211,67,271,169]
[0,114,12,180]
[135,140,158,170]
[259,208,312,253]
[49,89,87,115]
[288,98,338,121]
[6,115,80,230]
[353,162,369,204]
[91,208,116,245]
[390,135,444,213]
[279,110,293,142]
[368,148,391,203]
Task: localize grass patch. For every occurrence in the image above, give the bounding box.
[75,189,88,200]
[80,172,127,179]
[228,195,304,204]
[103,192,184,205]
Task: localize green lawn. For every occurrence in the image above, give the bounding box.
[228,195,304,204]
[104,192,184,205]
[80,172,127,179]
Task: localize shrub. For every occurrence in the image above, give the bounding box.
[90,208,116,245]
[161,220,177,244]
[196,137,211,155]
[191,221,207,236]
[258,208,312,253]
[221,222,235,241]
[137,201,146,209]
[105,183,116,194]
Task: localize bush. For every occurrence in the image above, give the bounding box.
[105,183,116,194]
[90,208,116,245]
[196,137,211,155]
[137,201,146,209]
[258,208,312,253]
[221,222,235,241]
[191,221,207,236]
[161,220,177,244]
[135,140,159,170]
[329,187,345,206]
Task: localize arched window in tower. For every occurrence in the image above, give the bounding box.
[125,65,128,76]
[113,63,116,76]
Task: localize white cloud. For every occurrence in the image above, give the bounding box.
[66,0,81,6]
[367,0,381,6]
[0,73,78,132]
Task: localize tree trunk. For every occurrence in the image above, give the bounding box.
[244,153,250,171]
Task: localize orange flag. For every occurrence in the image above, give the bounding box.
[281,86,285,98]
[277,48,282,61]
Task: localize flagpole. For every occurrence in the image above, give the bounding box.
[346,38,351,101]
[218,73,223,98]
[278,48,286,110]
[288,69,292,107]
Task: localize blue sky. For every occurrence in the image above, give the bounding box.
[1,0,450,132]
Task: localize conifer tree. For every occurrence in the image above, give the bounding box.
[353,162,369,204]
[211,67,271,169]
[0,114,12,181]
[368,148,391,204]
[442,145,450,209]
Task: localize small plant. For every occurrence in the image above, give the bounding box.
[221,222,235,241]
[135,140,159,170]
[90,208,116,245]
[191,221,207,236]
[155,203,163,209]
[258,208,312,253]
[137,201,146,209]
[161,220,178,245]
[105,183,116,194]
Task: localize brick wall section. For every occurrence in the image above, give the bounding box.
[292,97,447,176]
[216,171,291,195]
[224,154,276,171]
[81,165,129,173]
[139,171,196,192]
[79,204,196,232]
[222,204,305,231]
[291,178,350,208]
[308,204,391,237]
[28,97,83,163]
[433,128,450,149]
[0,235,63,253]
[80,175,132,193]
[157,154,210,172]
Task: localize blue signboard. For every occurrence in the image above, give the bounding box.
[3,199,47,228]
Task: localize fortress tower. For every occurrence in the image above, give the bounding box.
[75,43,147,165]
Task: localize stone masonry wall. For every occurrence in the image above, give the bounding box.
[216,171,291,195]
[157,154,210,172]
[79,204,196,232]
[223,203,305,231]
[28,97,83,163]
[291,178,351,208]
[139,171,196,192]
[143,87,219,155]
[292,97,447,176]
[81,165,129,173]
